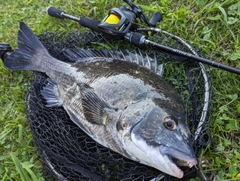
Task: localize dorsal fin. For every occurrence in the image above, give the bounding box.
[62,48,162,75]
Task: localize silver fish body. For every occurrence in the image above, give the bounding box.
[4,22,197,178]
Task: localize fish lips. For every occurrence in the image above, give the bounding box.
[129,134,197,178]
[159,145,197,178]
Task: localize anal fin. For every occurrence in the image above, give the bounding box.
[40,78,63,107]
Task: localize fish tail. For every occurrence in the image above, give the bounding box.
[4,22,48,71]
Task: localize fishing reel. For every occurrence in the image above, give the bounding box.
[98,0,162,36]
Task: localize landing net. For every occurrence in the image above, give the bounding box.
[26,29,212,180]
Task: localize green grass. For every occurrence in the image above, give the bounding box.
[0,0,239,180]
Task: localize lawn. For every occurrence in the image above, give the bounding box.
[0,0,239,180]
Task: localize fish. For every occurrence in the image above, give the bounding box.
[4,22,197,178]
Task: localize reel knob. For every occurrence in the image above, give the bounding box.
[149,12,162,27]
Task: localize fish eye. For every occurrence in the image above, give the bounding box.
[163,116,177,130]
[116,118,127,131]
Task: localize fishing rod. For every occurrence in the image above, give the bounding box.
[46,0,240,75]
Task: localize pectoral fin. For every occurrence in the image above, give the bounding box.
[79,83,116,125]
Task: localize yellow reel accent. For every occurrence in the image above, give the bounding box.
[105,14,120,24]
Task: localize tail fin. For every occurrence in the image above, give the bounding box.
[4,22,47,71]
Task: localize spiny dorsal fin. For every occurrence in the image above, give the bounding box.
[62,48,161,74]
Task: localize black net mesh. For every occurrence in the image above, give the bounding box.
[26,30,212,180]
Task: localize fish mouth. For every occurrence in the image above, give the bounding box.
[159,145,197,178]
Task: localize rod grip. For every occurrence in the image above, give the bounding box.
[47,6,64,18]
[79,17,101,32]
